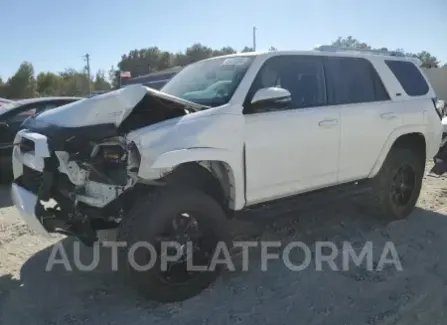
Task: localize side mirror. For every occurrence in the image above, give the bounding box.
[250,87,291,109]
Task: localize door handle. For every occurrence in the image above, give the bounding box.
[380,112,398,120]
[318,119,338,127]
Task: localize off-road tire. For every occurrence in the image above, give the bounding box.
[117,186,231,302]
[371,147,424,220]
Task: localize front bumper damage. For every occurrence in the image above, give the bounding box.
[11,183,51,238]
[11,130,103,244]
[11,130,66,238]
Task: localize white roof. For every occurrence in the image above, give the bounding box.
[203,48,420,64]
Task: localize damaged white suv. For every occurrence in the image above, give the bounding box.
[11,47,443,302]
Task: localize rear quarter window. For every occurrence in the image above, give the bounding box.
[326,56,390,105]
[385,60,429,96]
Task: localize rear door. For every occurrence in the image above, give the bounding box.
[326,56,401,182]
[384,59,442,158]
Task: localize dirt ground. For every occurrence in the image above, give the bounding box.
[1,162,447,325]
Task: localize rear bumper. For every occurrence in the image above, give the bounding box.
[11,182,51,238]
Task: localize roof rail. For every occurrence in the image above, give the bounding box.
[315,45,406,57]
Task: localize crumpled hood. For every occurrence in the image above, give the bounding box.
[33,84,206,128]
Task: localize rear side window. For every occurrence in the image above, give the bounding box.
[385,60,429,96]
[326,56,390,105]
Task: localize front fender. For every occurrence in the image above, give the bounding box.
[151,147,230,169]
[144,147,246,210]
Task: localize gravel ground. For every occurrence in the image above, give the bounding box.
[1,162,447,325]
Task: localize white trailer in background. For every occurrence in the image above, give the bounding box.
[425,66,447,102]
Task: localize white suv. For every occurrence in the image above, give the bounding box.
[11,46,443,302]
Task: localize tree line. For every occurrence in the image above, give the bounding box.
[0,36,444,99]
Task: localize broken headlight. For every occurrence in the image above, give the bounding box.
[87,143,129,186]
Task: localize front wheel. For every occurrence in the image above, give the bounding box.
[117,186,231,302]
[371,147,424,220]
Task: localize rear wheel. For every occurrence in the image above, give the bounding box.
[371,148,424,220]
[117,186,231,302]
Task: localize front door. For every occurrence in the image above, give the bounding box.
[243,55,341,206]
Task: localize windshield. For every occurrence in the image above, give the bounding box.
[160,56,254,107]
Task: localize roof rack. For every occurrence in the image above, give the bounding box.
[315,45,406,57]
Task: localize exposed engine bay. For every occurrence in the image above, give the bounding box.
[53,137,141,207]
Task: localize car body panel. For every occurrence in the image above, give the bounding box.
[34,85,207,128]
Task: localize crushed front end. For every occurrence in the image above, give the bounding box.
[11,129,142,245]
[9,85,201,245]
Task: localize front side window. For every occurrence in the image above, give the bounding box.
[161,56,254,107]
[246,55,327,113]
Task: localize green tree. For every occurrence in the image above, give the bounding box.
[182,43,214,65]
[213,46,237,56]
[415,51,440,69]
[93,70,111,91]
[331,36,440,68]
[1,41,442,97]
[118,47,165,77]
[108,65,120,89]
[0,78,6,97]
[36,72,62,96]
[5,62,37,99]
[116,44,237,80]
[58,69,90,96]
[241,46,254,53]
[332,36,371,49]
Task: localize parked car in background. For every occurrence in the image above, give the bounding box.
[122,66,182,90]
[0,97,13,108]
[87,90,111,97]
[0,96,82,180]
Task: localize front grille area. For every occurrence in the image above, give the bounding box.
[20,165,43,194]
